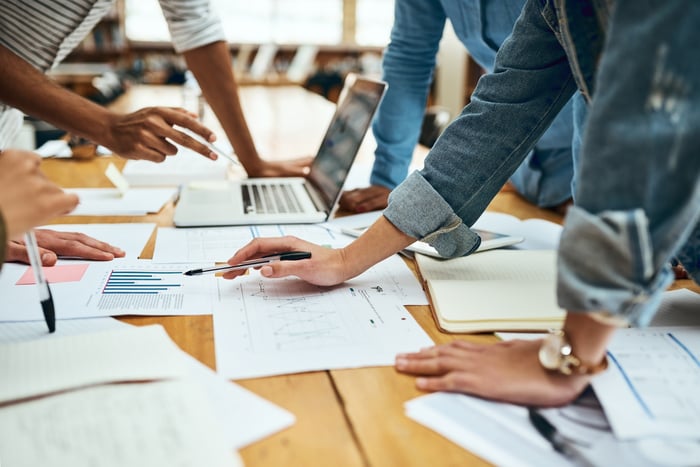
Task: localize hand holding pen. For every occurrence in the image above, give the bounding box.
[24,230,56,332]
[184,251,311,276]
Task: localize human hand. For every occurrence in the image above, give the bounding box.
[246,156,313,178]
[395,339,590,407]
[0,150,78,239]
[5,229,126,266]
[103,107,218,162]
[339,185,391,213]
[223,236,350,286]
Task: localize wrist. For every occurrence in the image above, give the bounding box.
[538,311,617,376]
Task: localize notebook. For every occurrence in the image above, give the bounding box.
[173,75,387,227]
[416,250,565,333]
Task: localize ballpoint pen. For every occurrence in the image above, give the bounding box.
[528,408,593,467]
[183,251,312,276]
[24,230,56,333]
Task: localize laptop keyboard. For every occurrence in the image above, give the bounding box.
[242,183,304,214]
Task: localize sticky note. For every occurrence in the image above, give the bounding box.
[16,264,90,285]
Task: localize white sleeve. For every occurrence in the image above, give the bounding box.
[158,0,226,53]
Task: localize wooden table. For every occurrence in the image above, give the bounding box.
[41,84,698,466]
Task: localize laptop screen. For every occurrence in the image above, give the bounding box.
[307,76,387,210]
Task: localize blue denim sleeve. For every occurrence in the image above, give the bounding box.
[385,0,576,257]
[369,0,447,189]
[557,0,700,325]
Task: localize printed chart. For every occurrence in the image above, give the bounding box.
[214,275,433,379]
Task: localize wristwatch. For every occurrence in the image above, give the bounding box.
[538,330,608,376]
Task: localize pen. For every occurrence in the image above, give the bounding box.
[205,141,242,167]
[528,408,593,466]
[183,251,312,276]
[24,230,56,333]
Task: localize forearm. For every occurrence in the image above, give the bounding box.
[563,311,618,366]
[0,45,113,143]
[183,41,259,171]
[342,215,415,278]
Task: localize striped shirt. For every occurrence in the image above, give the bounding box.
[0,0,225,148]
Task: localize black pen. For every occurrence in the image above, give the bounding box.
[528,408,593,466]
[25,230,56,333]
[183,251,312,276]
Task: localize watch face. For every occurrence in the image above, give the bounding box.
[539,332,565,370]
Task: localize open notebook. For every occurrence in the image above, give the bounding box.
[416,250,565,333]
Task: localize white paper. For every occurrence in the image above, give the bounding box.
[0,317,125,344]
[0,317,296,450]
[405,392,569,467]
[213,271,433,379]
[65,187,177,216]
[35,139,71,158]
[592,327,700,440]
[0,380,241,467]
[649,289,700,327]
[39,222,156,259]
[0,260,217,321]
[0,325,185,404]
[121,144,232,186]
[180,351,295,448]
[153,223,351,263]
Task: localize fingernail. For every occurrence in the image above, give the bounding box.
[41,253,53,263]
[395,358,406,369]
[261,266,273,276]
[209,151,217,160]
[416,378,427,388]
[208,134,216,142]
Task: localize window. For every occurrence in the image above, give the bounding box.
[355,0,394,46]
[125,0,394,46]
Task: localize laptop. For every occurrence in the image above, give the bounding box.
[173,75,387,227]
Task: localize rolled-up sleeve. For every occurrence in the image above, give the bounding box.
[158,0,226,53]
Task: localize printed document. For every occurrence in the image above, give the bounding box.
[0,260,217,321]
[213,266,432,379]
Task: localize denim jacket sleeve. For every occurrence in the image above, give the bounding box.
[557,0,700,325]
[370,0,447,189]
[384,0,577,257]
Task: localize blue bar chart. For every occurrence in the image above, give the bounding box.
[102,270,183,295]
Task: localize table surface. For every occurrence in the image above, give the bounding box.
[40,84,699,467]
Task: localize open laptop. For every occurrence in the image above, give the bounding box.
[173,75,387,227]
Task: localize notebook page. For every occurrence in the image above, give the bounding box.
[416,250,557,281]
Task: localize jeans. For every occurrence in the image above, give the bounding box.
[384,0,700,324]
[372,0,576,207]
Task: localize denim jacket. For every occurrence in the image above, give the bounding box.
[372,0,575,207]
[384,0,700,325]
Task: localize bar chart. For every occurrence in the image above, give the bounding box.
[103,270,183,295]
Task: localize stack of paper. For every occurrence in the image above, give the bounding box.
[416,250,565,333]
[0,325,241,466]
[0,321,297,466]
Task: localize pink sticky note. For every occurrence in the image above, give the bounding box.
[16,264,90,285]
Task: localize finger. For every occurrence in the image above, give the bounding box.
[159,126,216,160]
[156,108,216,142]
[5,242,57,265]
[415,372,479,393]
[395,354,469,376]
[226,236,308,266]
[172,107,200,120]
[38,231,126,257]
[143,133,179,157]
[258,257,313,279]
